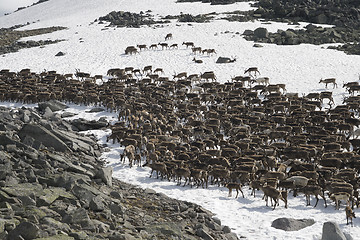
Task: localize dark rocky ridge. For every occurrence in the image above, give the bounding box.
[11,0,51,14]
[163,13,215,23]
[97,11,170,28]
[0,25,66,55]
[177,0,251,5]
[219,0,360,55]
[243,24,360,46]
[0,104,239,240]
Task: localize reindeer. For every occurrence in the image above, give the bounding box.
[149,44,158,50]
[193,58,203,64]
[202,49,216,55]
[319,78,337,89]
[158,42,168,50]
[169,43,178,49]
[183,42,195,48]
[319,91,334,105]
[154,68,164,74]
[330,192,351,210]
[252,77,269,85]
[143,65,152,74]
[136,44,148,51]
[260,184,288,210]
[192,47,202,55]
[173,72,187,80]
[200,71,216,82]
[75,69,90,80]
[345,205,356,226]
[125,46,139,55]
[165,33,173,40]
[348,85,360,95]
[225,182,245,198]
[244,67,260,78]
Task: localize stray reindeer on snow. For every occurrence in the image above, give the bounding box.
[345,205,356,226]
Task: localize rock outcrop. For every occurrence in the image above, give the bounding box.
[0,104,238,240]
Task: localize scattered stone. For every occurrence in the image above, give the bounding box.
[96,167,113,187]
[18,123,70,152]
[216,56,235,63]
[38,100,68,112]
[70,118,108,131]
[196,228,215,240]
[7,221,40,240]
[321,222,346,240]
[98,11,170,28]
[87,107,105,113]
[343,232,354,240]
[55,51,65,56]
[254,27,269,39]
[0,26,66,55]
[271,218,315,231]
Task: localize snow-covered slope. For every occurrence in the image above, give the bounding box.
[0,0,360,239]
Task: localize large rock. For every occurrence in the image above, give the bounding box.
[38,100,68,112]
[271,218,315,231]
[96,167,113,187]
[18,124,70,152]
[313,13,328,24]
[71,118,108,131]
[216,57,233,63]
[51,129,95,154]
[7,221,39,240]
[254,27,269,39]
[321,222,346,240]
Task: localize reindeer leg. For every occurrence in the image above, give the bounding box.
[272,198,277,210]
[322,194,327,208]
[239,187,244,198]
[314,195,319,208]
[183,178,188,187]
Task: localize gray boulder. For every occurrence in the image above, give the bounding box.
[71,118,108,131]
[96,167,113,187]
[88,107,105,113]
[216,57,231,63]
[18,124,70,152]
[216,57,236,64]
[89,195,105,212]
[271,218,315,231]
[321,222,346,240]
[254,27,269,39]
[313,13,328,24]
[242,29,254,36]
[38,100,68,112]
[7,221,39,240]
[55,51,65,56]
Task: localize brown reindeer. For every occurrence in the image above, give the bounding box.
[225,182,245,198]
[244,67,260,78]
[165,33,173,40]
[183,41,195,48]
[319,78,337,89]
[345,205,356,226]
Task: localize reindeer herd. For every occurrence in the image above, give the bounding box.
[1,61,360,224]
[123,33,217,67]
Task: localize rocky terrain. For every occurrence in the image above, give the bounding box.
[221,0,360,55]
[0,25,66,55]
[96,11,170,28]
[242,24,360,46]
[0,100,239,240]
[176,0,250,5]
